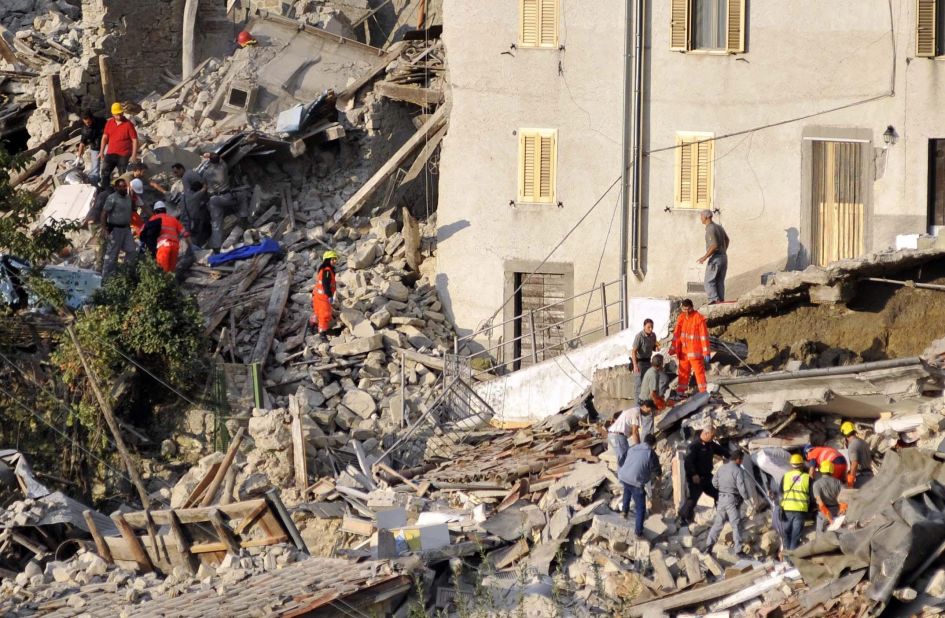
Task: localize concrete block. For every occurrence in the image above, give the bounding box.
[332,334,384,356]
[642,515,669,541]
[925,569,945,598]
[548,506,572,540]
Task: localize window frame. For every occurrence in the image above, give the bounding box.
[517,128,558,206]
[671,0,745,54]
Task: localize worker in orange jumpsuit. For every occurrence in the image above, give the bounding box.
[310,250,338,341]
[802,444,848,481]
[669,298,710,398]
[148,201,188,273]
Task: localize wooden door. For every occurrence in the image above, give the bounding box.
[929,139,945,227]
[513,272,566,370]
[812,140,865,265]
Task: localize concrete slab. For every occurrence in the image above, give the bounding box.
[33,183,96,229]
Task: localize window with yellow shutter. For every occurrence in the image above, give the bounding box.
[916,0,944,57]
[520,0,558,48]
[671,0,745,53]
[518,129,557,204]
[674,133,714,210]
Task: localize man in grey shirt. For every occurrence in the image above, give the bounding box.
[812,461,845,532]
[202,152,237,254]
[697,210,729,304]
[631,319,659,399]
[99,178,137,279]
[638,355,669,409]
[705,447,751,557]
[842,422,873,488]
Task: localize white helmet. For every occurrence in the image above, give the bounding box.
[130,178,144,194]
[153,200,167,212]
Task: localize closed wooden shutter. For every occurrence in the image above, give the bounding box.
[521,0,557,47]
[521,0,540,47]
[518,129,557,204]
[726,0,745,53]
[675,134,714,209]
[917,0,937,57]
[671,0,690,51]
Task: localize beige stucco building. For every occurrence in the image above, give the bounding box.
[437,0,945,353]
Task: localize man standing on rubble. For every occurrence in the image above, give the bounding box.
[608,400,657,466]
[780,454,811,551]
[631,318,659,398]
[677,426,728,526]
[697,209,729,304]
[99,178,137,278]
[77,109,105,184]
[203,152,237,254]
[311,250,339,341]
[99,103,138,188]
[841,422,873,488]
[170,163,209,246]
[669,299,711,399]
[704,447,751,557]
[638,355,669,410]
[812,461,846,532]
[618,433,661,538]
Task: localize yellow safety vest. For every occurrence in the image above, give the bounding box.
[781,470,811,513]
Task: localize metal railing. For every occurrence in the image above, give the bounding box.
[450,275,627,381]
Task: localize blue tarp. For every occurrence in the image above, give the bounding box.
[208,238,282,267]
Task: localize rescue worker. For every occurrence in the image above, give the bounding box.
[203,152,236,254]
[310,250,338,340]
[77,109,105,183]
[669,298,710,398]
[617,433,661,537]
[812,461,846,532]
[631,318,659,398]
[842,421,873,488]
[780,454,811,551]
[697,209,729,304]
[99,178,137,279]
[677,426,728,526]
[704,448,751,557]
[638,354,669,410]
[147,201,188,273]
[99,102,138,188]
[802,444,847,481]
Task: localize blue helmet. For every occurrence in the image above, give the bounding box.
[802,444,813,458]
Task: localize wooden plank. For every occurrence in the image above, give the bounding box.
[233,501,270,536]
[249,264,294,366]
[290,398,308,489]
[204,254,274,335]
[83,510,113,564]
[336,41,405,109]
[99,54,116,107]
[397,348,445,372]
[182,462,222,508]
[401,124,447,185]
[111,513,154,572]
[628,568,770,617]
[331,102,449,227]
[122,498,268,528]
[374,82,444,107]
[167,511,197,575]
[160,57,211,101]
[208,509,240,554]
[199,426,246,507]
[46,75,66,133]
[0,27,20,67]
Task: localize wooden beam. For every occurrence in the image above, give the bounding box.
[628,568,771,617]
[182,462,222,508]
[401,124,447,185]
[167,511,198,575]
[199,426,245,507]
[233,501,269,536]
[249,264,294,366]
[98,54,116,106]
[83,510,113,564]
[375,82,444,107]
[122,498,269,528]
[208,509,240,554]
[330,102,449,227]
[160,57,211,102]
[10,149,49,188]
[289,397,308,489]
[0,27,20,67]
[111,513,154,572]
[46,75,66,133]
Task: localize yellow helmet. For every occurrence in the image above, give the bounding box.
[323,250,339,260]
[840,421,856,436]
[110,102,124,115]
[789,453,805,466]
[819,461,834,475]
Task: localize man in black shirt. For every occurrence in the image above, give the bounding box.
[677,427,729,526]
[77,110,106,184]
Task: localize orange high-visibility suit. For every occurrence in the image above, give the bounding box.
[669,309,710,395]
[148,212,187,273]
[311,262,336,333]
[806,446,848,481]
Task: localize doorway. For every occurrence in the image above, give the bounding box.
[811,140,867,265]
[929,139,945,229]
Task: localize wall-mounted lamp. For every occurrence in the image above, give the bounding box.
[883,125,898,147]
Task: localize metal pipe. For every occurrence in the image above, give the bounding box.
[619,0,633,294]
[716,357,924,387]
[265,488,307,553]
[866,277,945,292]
[629,0,646,281]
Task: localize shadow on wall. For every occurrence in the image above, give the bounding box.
[784,227,810,272]
[437,219,471,242]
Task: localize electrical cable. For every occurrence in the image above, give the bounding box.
[574,184,622,338]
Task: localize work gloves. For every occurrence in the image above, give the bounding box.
[818,503,834,524]
[846,472,856,488]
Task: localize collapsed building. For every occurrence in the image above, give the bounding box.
[6,1,945,618]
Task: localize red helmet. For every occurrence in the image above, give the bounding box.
[236,30,256,47]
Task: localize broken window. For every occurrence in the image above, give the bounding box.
[674,133,714,210]
[671,0,745,53]
[916,0,945,57]
[517,129,557,205]
[512,272,567,370]
[520,0,558,48]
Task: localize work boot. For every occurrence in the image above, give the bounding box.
[621,511,629,521]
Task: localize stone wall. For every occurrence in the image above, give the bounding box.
[81,0,185,101]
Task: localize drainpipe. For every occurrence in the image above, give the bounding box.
[620,0,646,323]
